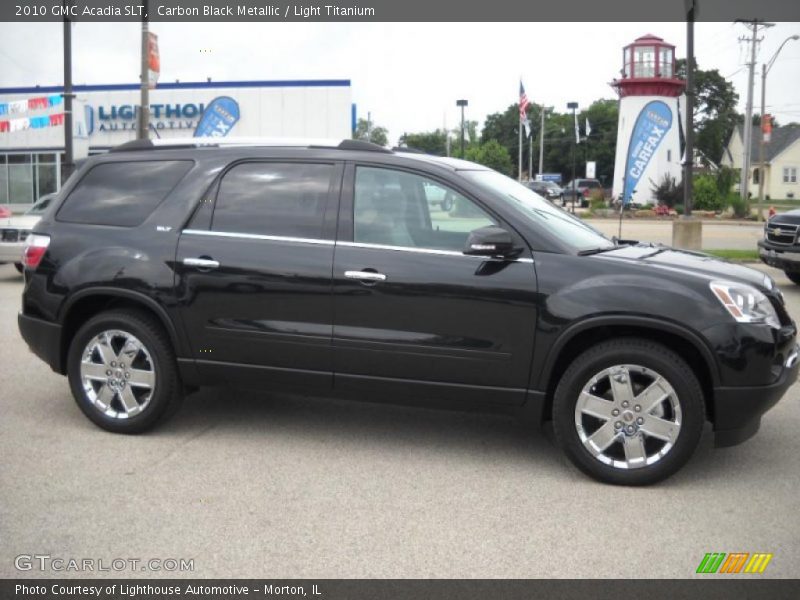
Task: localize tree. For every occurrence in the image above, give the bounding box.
[676,59,740,165]
[481,103,542,179]
[398,129,448,155]
[352,117,388,147]
[464,140,513,175]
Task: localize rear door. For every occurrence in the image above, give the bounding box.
[175,159,342,391]
[331,163,538,406]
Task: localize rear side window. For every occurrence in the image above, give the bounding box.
[57,160,192,227]
[212,162,334,238]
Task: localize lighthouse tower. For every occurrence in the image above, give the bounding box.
[611,35,686,205]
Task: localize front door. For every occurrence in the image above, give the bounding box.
[332,164,538,406]
[175,160,342,391]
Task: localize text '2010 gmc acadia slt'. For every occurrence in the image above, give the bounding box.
[18,138,798,485]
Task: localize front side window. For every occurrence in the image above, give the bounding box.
[58,160,192,226]
[213,162,334,238]
[353,166,495,251]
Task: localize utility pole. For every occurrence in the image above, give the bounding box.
[137,0,150,140]
[567,102,578,213]
[683,3,694,216]
[62,10,74,183]
[757,34,799,220]
[538,105,546,177]
[528,129,533,181]
[739,20,773,201]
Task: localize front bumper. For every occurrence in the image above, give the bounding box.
[0,241,23,263]
[18,312,63,373]
[713,343,799,447]
[758,240,800,272]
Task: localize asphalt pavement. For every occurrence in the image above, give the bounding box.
[1,255,798,579]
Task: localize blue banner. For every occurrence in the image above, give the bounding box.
[193,96,240,138]
[622,100,673,205]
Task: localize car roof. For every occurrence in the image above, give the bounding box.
[107,137,490,172]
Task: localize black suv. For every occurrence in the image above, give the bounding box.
[759,211,800,285]
[18,138,798,485]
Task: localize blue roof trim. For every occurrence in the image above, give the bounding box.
[0,79,351,94]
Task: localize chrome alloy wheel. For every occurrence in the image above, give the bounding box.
[574,364,682,469]
[79,329,156,419]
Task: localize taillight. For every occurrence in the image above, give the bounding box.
[22,234,50,269]
[582,189,590,197]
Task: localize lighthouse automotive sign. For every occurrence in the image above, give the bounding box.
[622,100,673,205]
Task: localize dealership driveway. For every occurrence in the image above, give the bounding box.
[0,260,798,579]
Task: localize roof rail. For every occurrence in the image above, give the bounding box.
[109,137,393,153]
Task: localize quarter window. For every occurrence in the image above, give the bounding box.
[212,162,334,238]
[57,160,192,227]
[353,166,495,251]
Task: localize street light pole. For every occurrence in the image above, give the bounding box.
[456,99,468,158]
[757,34,799,221]
[567,102,578,213]
[137,0,150,140]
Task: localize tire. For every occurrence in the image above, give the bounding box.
[14,262,23,274]
[67,309,183,433]
[552,338,704,486]
[785,271,800,286]
[441,195,455,212]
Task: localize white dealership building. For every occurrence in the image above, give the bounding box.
[0,79,354,209]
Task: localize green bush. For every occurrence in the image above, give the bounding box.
[589,194,606,211]
[715,166,738,197]
[693,175,724,212]
[727,194,749,218]
[674,203,684,215]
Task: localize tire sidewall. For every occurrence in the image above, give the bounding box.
[553,340,705,486]
[67,312,175,433]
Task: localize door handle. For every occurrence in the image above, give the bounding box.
[344,270,387,282]
[183,257,220,270]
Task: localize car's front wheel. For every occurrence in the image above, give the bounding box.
[67,309,183,433]
[552,338,704,485]
[784,271,800,286]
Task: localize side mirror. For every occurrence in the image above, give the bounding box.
[463,226,520,258]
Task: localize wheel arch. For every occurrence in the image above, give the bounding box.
[538,316,720,423]
[58,287,183,375]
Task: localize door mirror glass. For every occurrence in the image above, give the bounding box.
[463,226,518,258]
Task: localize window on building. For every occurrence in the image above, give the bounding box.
[212,162,335,238]
[633,45,656,77]
[58,160,192,226]
[784,167,798,184]
[659,47,674,77]
[354,167,495,251]
[623,48,632,78]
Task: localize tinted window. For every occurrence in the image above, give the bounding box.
[213,162,333,238]
[58,161,191,227]
[354,167,494,251]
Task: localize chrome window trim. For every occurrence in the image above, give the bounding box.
[182,229,335,246]
[181,229,534,263]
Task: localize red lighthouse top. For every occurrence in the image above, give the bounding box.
[611,34,685,98]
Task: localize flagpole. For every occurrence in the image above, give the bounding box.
[528,132,533,181]
[518,117,523,182]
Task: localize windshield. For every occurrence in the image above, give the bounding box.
[461,170,614,252]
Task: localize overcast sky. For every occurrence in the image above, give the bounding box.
[1,21,799,144]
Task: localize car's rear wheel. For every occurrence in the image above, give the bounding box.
[784,271,800,286]
[14,262,23,273]
[67,309,183,433]
[552,338,704,485]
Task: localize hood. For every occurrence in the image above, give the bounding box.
[0,215,40,229]
[770,210,800,226]
[595,244,768,288]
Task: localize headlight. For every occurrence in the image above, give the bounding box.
[710,280,780,328]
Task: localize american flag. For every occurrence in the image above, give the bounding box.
[519,81,530,121]
[519,81,531,137]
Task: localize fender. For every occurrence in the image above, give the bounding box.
[59,286,187,358]
[536,314,722,391]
